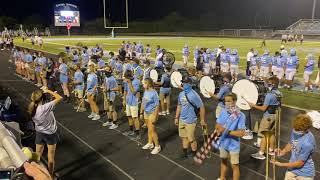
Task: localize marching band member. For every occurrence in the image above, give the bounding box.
[145,44,152,59]
[142,60,152,80]
[73,64,86,112]
[303,54,315,92]
[140,78,161,154]
[38,52,48,89]
[175,76,206,158]
[193,46,199,68]
[108,51,116,69]
[156,65,171,116]
[114,56,123,94]
[24,49,34,81]
[271,114,316,180]
[284,49,299,89]
[210,48,217,74]
[229,49,240,82]
[136,41,144,59]
[215,93,246,180]
[155,48,164,69]
[249,51,260,80]
[203,49,211,75]
[260,49,272,81]
[87,62,100,121]
[250,76,281,160]
[209,73,232,119]
[182,44,190,67]
[81,47,90,69]
[58,57,70,103]
[123,70,141,140]
[102,66,119,129]
[220,48,230,74]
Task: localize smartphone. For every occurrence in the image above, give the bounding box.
[0,169,12,180]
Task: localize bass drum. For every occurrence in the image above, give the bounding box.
[232,79,259,110]
[252,80,267,105]
[199,76,216,98]
[150,68,165,82]
[170,71,182,88]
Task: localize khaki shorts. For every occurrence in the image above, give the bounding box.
[284,171,314,180]
[258,114,276,138]
[104,99,114,112]
[144,112,157,123]
[74,89,83,98]
[219,148,240,165]
[126,105,138,118]
[178,120,196,142]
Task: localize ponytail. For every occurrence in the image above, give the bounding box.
[28,90,44,118]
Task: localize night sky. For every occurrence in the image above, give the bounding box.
[0,0,319,28]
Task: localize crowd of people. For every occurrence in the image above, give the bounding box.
[8,39,319,180]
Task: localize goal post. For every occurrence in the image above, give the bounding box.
[103,0,129,29]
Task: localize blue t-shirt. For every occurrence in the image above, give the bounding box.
[98,59,105,69]
[217,109,246,152]
[178,90,204,124]
[114,62,123,74]
[288,131,316,177]
[133,65,143,79]
[86,73,98,93]
[109,57,117,69]
[24,54,33,63]
[142,90,159,114]
[146,47,151,53]
[81,53,89,67]
[286,56,299,69]
[124,78,140,106]
[104,76,118,102]
[59,63,68,76]
[194,49,199,59]
[263,90,280,117]
[217,85,231,108]
[74,71,84,90]
[276,56,286,68]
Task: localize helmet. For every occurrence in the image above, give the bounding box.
[253,50,259,56]
[226,48,231,54]
[206,48,210,54]
[263,49,269,55]
[290,48,296,56]
[306,54,314,60]
[281,50,288,57]
[232,49,238,55]
[280,45,285,50]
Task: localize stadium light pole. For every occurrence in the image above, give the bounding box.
[312,0,317,21]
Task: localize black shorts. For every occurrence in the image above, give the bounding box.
[35,132,58,145]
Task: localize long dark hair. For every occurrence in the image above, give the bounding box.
[28,90,44,118]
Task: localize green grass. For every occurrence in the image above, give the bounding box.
[13,35,320,110]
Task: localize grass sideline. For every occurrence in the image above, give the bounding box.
[13,35,320,111]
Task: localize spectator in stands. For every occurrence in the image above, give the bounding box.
[28,89,62,177]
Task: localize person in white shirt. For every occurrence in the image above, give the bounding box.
[246,48,254,78]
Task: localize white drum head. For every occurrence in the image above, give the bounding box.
[150,69,158,82]
[170,71,182,88]
[199,76,215,98]
[232,79,258,110]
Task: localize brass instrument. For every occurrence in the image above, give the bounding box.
[261,130,275,180]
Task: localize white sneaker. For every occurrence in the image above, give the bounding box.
[88,113,95,118]
[142,143,154,150]
[158,111,165,116]
[166,110,170,115]
[102,121,112,127]
[242,129,253,140]
[151,146,161,154]
[109,123,118,129]
[92,115,100,121]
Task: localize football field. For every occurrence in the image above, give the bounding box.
[13,35,320,110]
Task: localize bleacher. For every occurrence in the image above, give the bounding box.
[286,19,320,35]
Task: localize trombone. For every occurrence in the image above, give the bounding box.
[263,106,281,180]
